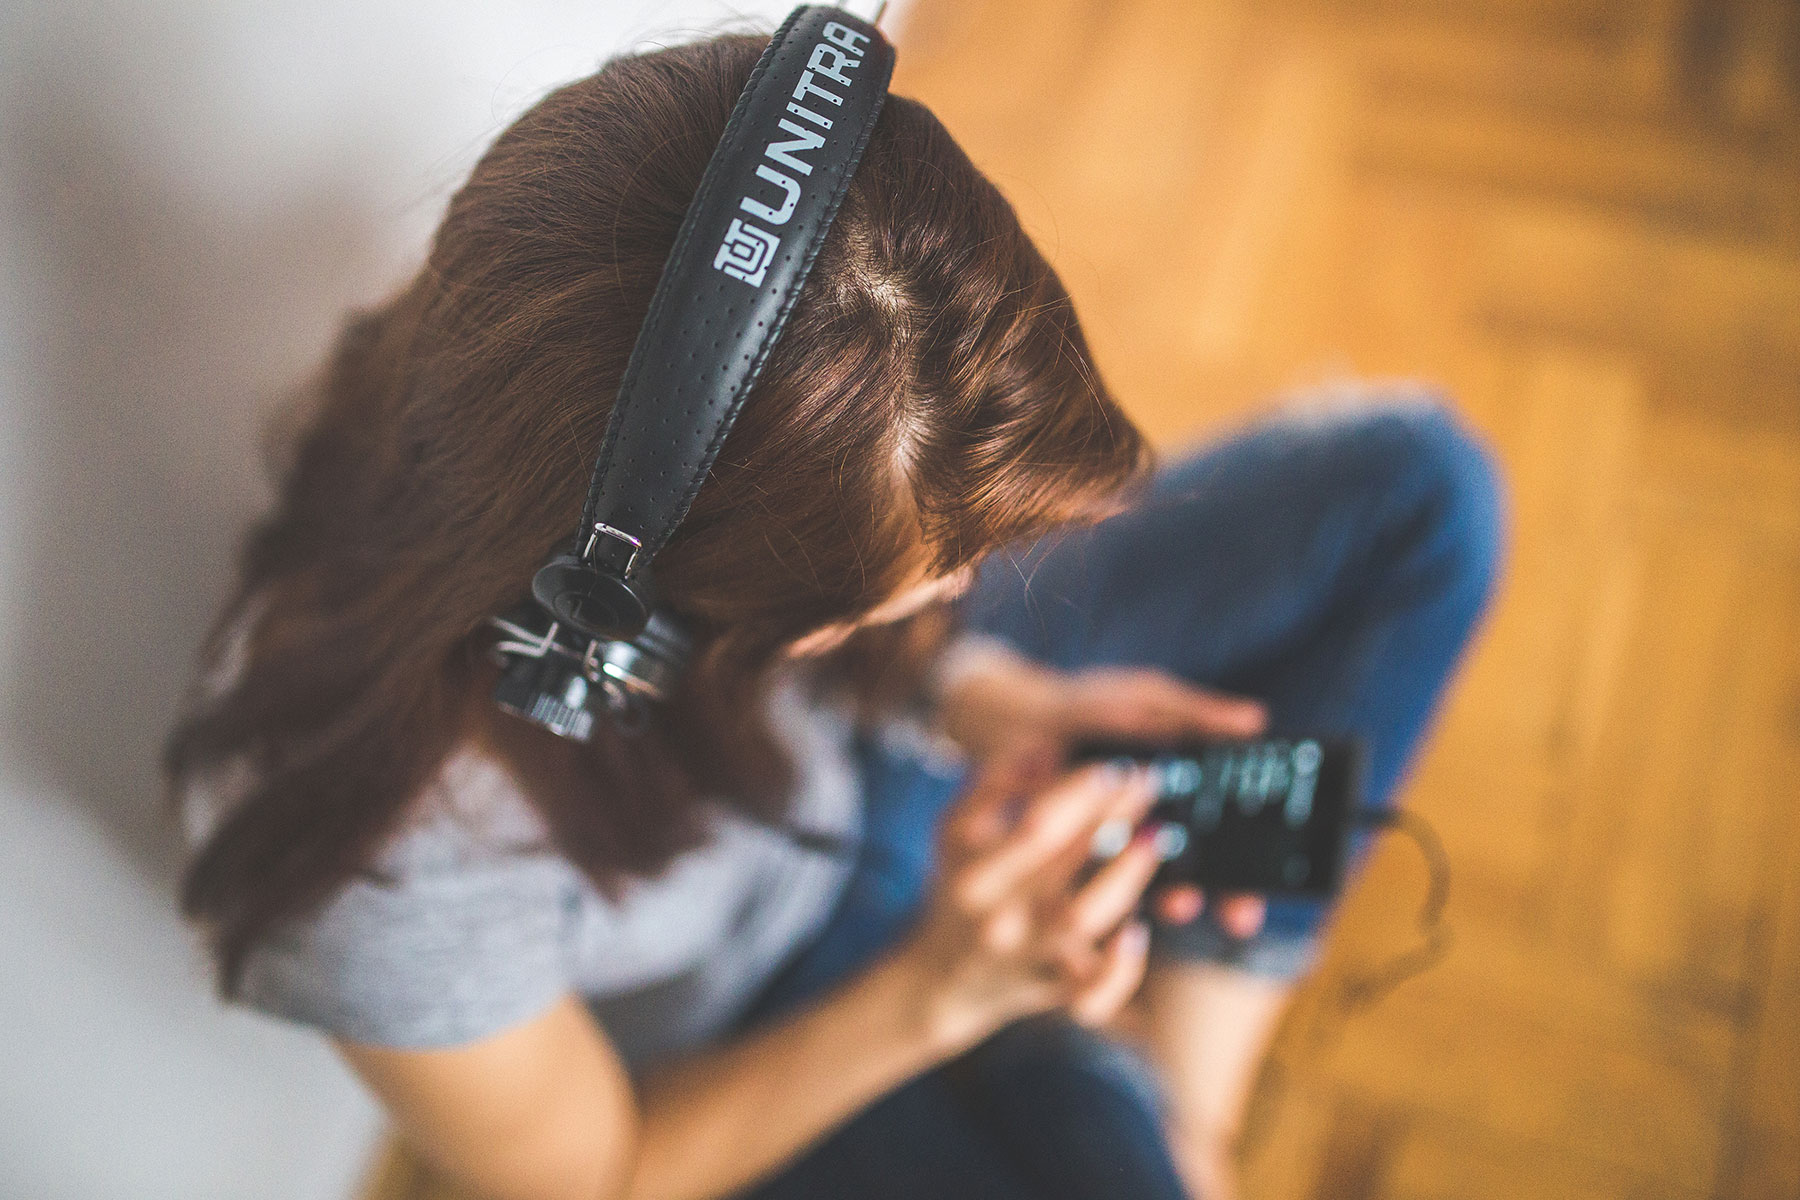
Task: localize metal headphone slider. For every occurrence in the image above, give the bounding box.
[583,521,642,576]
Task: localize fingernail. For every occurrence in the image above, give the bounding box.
[1129,820,1186,860]
[1150,822,1189,861]
[1091,818,1133,859]
[1100,763,1153,800]
[1122,921,1150,954]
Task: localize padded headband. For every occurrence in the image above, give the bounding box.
[533,6,894,639]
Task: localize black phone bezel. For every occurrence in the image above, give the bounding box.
[1073,737,1363,898]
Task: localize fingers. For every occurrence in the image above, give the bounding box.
[1153,883,1205,925]
[1055,827,1162,957]
[1149,886,1262,933]
[1068,921,1150,1026]
[1139,674,1267,738]
[1058,887,1260,1027]
[1133,675,1267,739]
[1215,893,1267,938]
[940,738,1060,861]
[1035,765,1164,900]
[1183,682,1269,735]
[1065,669,1268,741]
[951,764,1154,914]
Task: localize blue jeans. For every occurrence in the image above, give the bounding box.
[739,396,1506,1200]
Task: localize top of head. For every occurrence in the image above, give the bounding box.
[531,6,895,641]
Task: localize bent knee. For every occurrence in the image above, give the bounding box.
[1392,398,1507,611]
[1285,389,1508,613]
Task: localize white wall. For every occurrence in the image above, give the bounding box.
[0,3,884,1197]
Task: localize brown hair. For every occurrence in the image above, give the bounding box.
[169,32,1146,989]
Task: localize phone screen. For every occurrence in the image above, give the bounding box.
[1077,738,1363,897]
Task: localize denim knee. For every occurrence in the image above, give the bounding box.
[1296,392,1508,620]
[1368,394,1512,600]
[1384,398,1508,614]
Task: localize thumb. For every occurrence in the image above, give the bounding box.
[1073,670,1267,740]
[1164,681,1267,737]
[943,736,1059,856]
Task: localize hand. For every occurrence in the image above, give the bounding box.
[893,759,1175,1053]
[936,640,1271,937]
[936,640,1267,761]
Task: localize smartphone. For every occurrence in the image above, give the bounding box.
[1075,737,1364,897]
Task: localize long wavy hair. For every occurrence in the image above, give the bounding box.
[169,31,1146,990]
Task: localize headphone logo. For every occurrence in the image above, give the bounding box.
[714,218,782,285]
[711,19,872,289]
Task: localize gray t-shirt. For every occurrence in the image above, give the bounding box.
[182,674,863,1068]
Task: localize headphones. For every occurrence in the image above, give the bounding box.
[489,6,895,740]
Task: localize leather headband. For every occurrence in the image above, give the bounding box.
[540,6,893,638]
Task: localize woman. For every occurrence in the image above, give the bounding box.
[169,25,1504,1200]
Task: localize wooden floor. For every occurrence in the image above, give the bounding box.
[366,2,1800,1197]
[894,0,1800,1196]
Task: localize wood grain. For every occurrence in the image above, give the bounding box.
[891,0,1800,1195]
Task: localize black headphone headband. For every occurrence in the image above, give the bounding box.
[533,6,895,639]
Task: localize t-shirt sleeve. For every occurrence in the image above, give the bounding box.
[235,847,574,1049]
[178,617,575,1049]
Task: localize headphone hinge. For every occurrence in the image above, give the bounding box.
[582,521,643,577]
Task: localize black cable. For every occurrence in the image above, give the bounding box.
[1340,805,1453,1010]
[773,823,862,859]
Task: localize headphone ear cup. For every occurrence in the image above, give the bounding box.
[532,554,654,640]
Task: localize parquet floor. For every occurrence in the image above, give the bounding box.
[367,2,1800,1197]
[893,0,1800,1195]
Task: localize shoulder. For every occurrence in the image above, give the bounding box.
[173,601,584,1048]
[236,745,582,1049]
